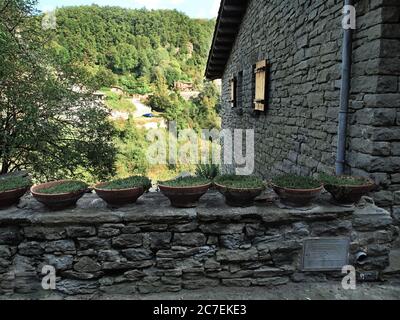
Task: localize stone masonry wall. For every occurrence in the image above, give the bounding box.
[220,0,400,214]
[0,193,396,296]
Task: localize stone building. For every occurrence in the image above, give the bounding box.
[206,0,400,215]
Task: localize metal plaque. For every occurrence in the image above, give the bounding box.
[301,237,350,271]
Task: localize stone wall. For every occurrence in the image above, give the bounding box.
[219,0,400,213]
[0,193,396,296]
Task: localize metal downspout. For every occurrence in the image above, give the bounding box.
[336,0,353,175]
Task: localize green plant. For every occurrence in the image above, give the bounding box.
[319,174,370,186]
[160,176,210,187]
[272,175,321,190]
[214,175,265,189]
[38,181,88,194]
[0,176,31,192]
[0,2,117,180]
[195,164,220,180]
[100,176,152,191]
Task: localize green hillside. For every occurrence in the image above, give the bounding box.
[51,6,216,93]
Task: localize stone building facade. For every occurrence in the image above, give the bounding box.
[206,0,400,214]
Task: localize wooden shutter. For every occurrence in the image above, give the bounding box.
[230,77,237,108]
[254,60,268,111]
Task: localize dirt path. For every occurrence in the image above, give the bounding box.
[132,97,152,118]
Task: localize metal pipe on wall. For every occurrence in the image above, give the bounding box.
[336,0,354,175]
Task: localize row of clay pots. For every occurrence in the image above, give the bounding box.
[271,178,376,207]
[0,177,376,210]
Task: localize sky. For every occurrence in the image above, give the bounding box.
[37,0,221,19]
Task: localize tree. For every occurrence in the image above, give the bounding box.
[0,0,117,181]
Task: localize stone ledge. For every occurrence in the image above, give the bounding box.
[0,192,355,227]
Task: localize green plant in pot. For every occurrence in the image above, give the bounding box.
[95,176,152,206]
[31,180,88,210]
[0,174,31,208]
[271,174,323,207]
[159,176,211,208]
[214,175,265,207]
[319,174,376,204]
[195,164,220,180]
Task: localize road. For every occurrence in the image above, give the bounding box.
[132,97,152,118]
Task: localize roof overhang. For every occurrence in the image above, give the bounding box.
[205,0,250,80]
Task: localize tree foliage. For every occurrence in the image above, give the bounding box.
[0,0,117,181]
[51,6,215,92]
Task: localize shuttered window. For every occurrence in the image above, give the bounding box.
[254,60,268,111]
[230,77,237,108]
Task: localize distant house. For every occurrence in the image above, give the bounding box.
[93,91,106,101]
[110,86,124,95]
[174,81,194,92]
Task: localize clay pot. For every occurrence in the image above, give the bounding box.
[94,183,145,206]
[271,184,323,207]
[324,178,376,204]
[31,180,88,210]
[214,183,265,207]
[159,183,211,208]
[0,187,29,209]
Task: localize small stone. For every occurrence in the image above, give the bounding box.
[174,233,206,247]
[98,224,124,238]
[23,226,66,241]
[0,245,14,258]
[148,232,172,250]
[121,225,141,234]
[79,238,111,250]
[204,258,221,270]
[61,270,103,280]
[44,240,75,254]
[112,234,143,249]
[57,279,98,295]
[251,277,289,287]
[170,222,199,232]
[124,270,146,280]
[122,248,153,261]
[74,257,101,273]
[102,260,153,270]
[0,227,22,245]
[216,248,258,262]
[222,278,252,287]
[18,242,44,256]
[44,254,74,271]
[66,226,96,238]
[220,234,244,250]
[97,250,123,262]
